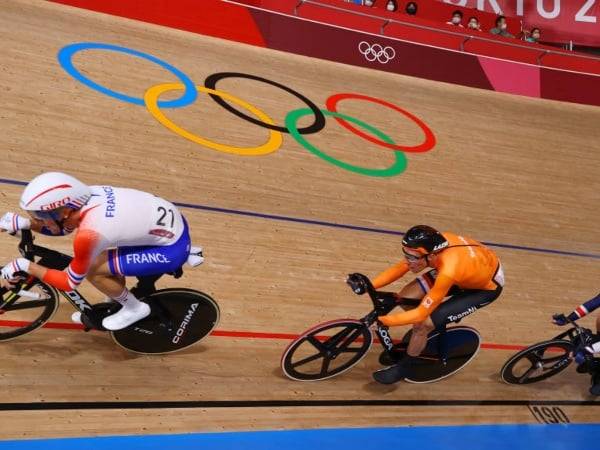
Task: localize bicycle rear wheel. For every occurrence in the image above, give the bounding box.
[281,319,372,381]
[500,339,573,384]
[404,326,481,384]
[111,288,220,354]
[0,280,59,341]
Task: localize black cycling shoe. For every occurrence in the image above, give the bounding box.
[590,372,600,396]
[379,343,409,366]
[379,350,405,367]
[576,361,590,374]
[373,355,415,385]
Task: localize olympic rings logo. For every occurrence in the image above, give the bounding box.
[58,42,435,178]
[358,41,396,64]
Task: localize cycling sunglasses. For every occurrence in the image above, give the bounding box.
[402,249,426,262]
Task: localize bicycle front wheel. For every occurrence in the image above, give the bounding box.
[281,319,372,381]
[500,339,573,385]
[0,280,59,341]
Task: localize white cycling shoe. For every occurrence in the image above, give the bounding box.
[71,302,150,330]
[586,340,600,355]
[187,246,204,267]
[71,311,83,324]
[102,301,151,331]
[70,297,121,326]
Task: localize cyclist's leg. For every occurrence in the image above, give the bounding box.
[87,251,126,299]
[88,222,191,330]
[81,252,151,329]
[108,216,191,280]
[404,269,460,356]
[430,285,503,329]
[374,271,448,383]
[407,317,435,357]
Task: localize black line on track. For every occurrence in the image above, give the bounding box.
[0,399,597,411]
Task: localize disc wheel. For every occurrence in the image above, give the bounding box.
[404,326,481,384]
[281,319,372,381]
[500,339,573,384]
[111,288,219,355]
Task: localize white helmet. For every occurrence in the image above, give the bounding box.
[20,172,92,220]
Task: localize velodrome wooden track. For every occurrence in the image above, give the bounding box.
[0,0,599,439]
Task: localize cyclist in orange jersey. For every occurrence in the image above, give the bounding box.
[347,225,504,384]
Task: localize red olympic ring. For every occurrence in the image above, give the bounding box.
[325,93,436,153]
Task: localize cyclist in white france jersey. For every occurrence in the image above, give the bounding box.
[0,172,199,330]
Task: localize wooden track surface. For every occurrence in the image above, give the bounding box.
[0,0,599,439]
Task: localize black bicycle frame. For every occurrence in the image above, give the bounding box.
[552,327,581,343]
[547,318,598,374]
[360,276,450,362]
[17,229,98,314]
[8,230,178,330]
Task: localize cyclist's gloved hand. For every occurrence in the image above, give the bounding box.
[1,258,31,284]
[347,273,369,295]
[552,313,568,326]
[0,212,31,235]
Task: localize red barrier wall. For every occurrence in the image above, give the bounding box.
[48,0,600,107]
[50,0,267,47]
[253,0,600,75]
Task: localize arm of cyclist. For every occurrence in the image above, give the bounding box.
[0,212,74,236]
[372,260,409,289]
[1,228,105,291]
[553,293,600,326]
[43,228,105,291]
[378,273,454,326]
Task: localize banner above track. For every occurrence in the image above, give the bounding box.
[440,0,600,46]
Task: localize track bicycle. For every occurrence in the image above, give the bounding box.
[0,230,219,354]
[500,315,599,388]
[281,274,481,383]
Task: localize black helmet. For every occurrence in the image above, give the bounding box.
[402,225,448,255]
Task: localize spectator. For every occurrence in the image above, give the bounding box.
[405,1,417,16]
[386,0,398,11]
[467,16,482,31]
[446,10,464,27]
[525,27,541,43]
[490,15,514,38]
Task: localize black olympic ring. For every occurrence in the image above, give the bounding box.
[203,72,326,135]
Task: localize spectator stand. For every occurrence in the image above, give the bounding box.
[254,0,600,75]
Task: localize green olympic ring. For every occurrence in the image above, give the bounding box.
[285,109,407,177]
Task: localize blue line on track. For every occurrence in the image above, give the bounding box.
[2,177,598,260]
[0,424,596,450]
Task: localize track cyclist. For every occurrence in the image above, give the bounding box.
[0,172,201,331]
[347,225,504,384]
[552,293,600,395]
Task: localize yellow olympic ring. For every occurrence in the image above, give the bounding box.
[144,83,283,156]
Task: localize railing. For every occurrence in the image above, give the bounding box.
[294,0,600,68]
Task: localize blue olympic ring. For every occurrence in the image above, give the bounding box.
[58,42,197,108]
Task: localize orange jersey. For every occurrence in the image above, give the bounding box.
[374,232,501,326]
